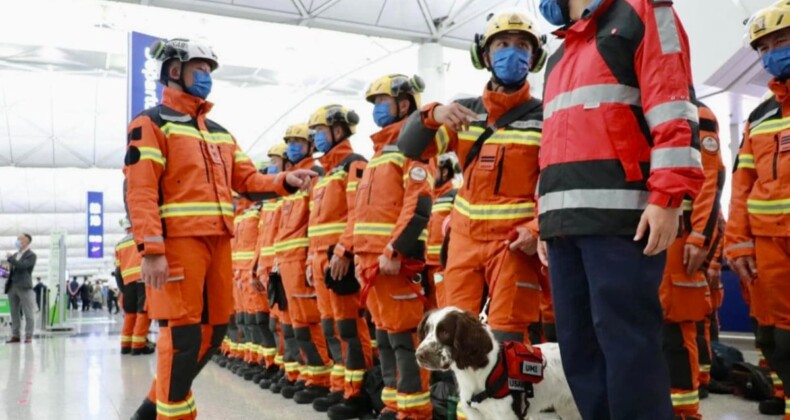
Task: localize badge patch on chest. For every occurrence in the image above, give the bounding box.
[701,136,719,153]
[780,133,790,153]
[410,166,427,182]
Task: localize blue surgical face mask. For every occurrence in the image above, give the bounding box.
[14,240,21,250]
[492,47,531,86]
[373,102,397,127]
[266,164,279,175]
[185,71,213,99]
[540,0,569,26]
[286,142,306,163]
[314,131,332,154]
[762,45,790,80]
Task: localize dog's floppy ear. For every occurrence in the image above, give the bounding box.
[446,310,493,370]
[417,309,435,341]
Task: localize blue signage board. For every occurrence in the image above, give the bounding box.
[87,192,103,259]
[128,31,164,124]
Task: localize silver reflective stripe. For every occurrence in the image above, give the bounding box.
[474,113,488,122]
[144,236,164,243]
[516,282,542,291]
[752,108,779,127]
[509,120,543,130]
[121,234,134,242]
[392,293,419,300]
[167,275,185,282]
[645,101,698,129]
[159,112,192,123]
[293,293,317,299]
[544,84,641,119]
[655,6,681,54]
[436,197,455,204]
[539,189,649,213]
[724,242,754,252]
[673,281,708,288]
[383,145,400,152]
[651,147,701,170]
[690,231,705,239]
[433,274,444,284]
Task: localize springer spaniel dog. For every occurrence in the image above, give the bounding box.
[416,307,580,420]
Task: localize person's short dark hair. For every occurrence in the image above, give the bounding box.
[22,233,32,243]
[36,277,41,281]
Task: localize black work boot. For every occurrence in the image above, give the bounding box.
[312,390,343,412]
[327,396,373,420]
[243,365,263,381]
[281,380,306,399]
[759,397,785,415]
[293,385,330,404]
[129,399,157,420]
[271,376,292,394]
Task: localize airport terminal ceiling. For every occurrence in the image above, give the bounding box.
[0,0,777,277]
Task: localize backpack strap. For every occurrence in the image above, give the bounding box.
[463,97,542,169]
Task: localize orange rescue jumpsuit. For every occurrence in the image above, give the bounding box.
[354,119,433,419]
[115,233,151,353]
[658,102,724,418]
[124,87,292,419]
[425,179,455,309]
[725,80,790,415]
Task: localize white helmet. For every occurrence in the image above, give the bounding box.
[150,38,219,85]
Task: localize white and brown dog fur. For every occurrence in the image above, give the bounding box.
[416,307,580,420]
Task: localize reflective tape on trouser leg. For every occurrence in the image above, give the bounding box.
[493,329,524,343]
[663,323,694,390]
[168,324,202,402]
[376,329,397,389]
[294,326,325,366]
[389,331,423,394]
[338,319,365,370]
[256,312,276,348]
[322,318,343,365]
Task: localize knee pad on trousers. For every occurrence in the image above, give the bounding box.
[663,323,693,390]
[492,329,524,344]
[169,324,202,402]
[255,312,276,348]
[338,319,365,370]
[772,329,790,386]
[294,326,324,366]
[375,329,397,388]
[244,313,256,325]
[389,331,422,394]
[756,325,777,366]
[321,318,343,364]
[281,323,300,362]
[236,312,244,325]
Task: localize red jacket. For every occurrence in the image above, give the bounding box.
[539,0,704,238]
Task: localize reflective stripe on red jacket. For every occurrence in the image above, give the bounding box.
[538,0,703,238]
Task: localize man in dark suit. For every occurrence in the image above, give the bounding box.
[4,233,37,343]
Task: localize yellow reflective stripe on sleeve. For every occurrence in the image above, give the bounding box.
[435,126,450,155]
[368,153,405,169]
[427,245,442,255]
[234,210,260,223]
[354,223,395,236]
[315,171,347,189]
[346,181,359,192]
[261,246,276,257]
[432,203,453,213]
[160,122,235,145]
[232,251,256,261]
[234,150,251,163]
[116,239,136,251]
[160,202,235,218]
[737,154,755,169]
[750,116,790,137]
[138,146,166,166]
[454,196,535,220]
[747,198,790,215]
[397,391,432,409]
[274,237,309,252]
[308,223,347,238]
[122,266,141,278]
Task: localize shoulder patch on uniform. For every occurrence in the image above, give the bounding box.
[125,146,141,166]
[702,136,719,153]
[409,166,428,182]
[128,126,142,143]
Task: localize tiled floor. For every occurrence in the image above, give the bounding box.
[0,311,780,419]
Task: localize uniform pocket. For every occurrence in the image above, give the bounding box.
[663,274,711,322]
[146,266,188,320]
[496,147,538,198]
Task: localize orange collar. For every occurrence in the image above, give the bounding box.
[161,87,214,117]
[319,140,354,172]
[482,82,533,124]
[293,156,317,170]
[770,78,790,103]
[370,119,406,153]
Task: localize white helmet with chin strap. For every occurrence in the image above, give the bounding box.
[150,38,219,85]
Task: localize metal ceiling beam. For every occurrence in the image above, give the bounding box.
[416,0,438,38]
[438,0,510,38]
[310,0,343,16]
[290,0,309,17]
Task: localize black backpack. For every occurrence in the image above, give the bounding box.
[711,341,744,381]
[730,361,774,401]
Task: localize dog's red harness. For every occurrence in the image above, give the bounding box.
[469,341,545,411]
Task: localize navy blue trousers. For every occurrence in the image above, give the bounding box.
[548,236,673,420]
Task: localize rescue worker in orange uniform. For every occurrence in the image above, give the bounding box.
[273,123,332,403]
[425,154,458,310]
[726,5,790,416]
[304,105,373,417]
[255,144,299,391]
[658,101,724,420]
[226,198,254,375]
[398,11,545,346]
[115,217,154,355]
[697,215,728,397]
[348,74,433,420]
[124,38,314,420]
